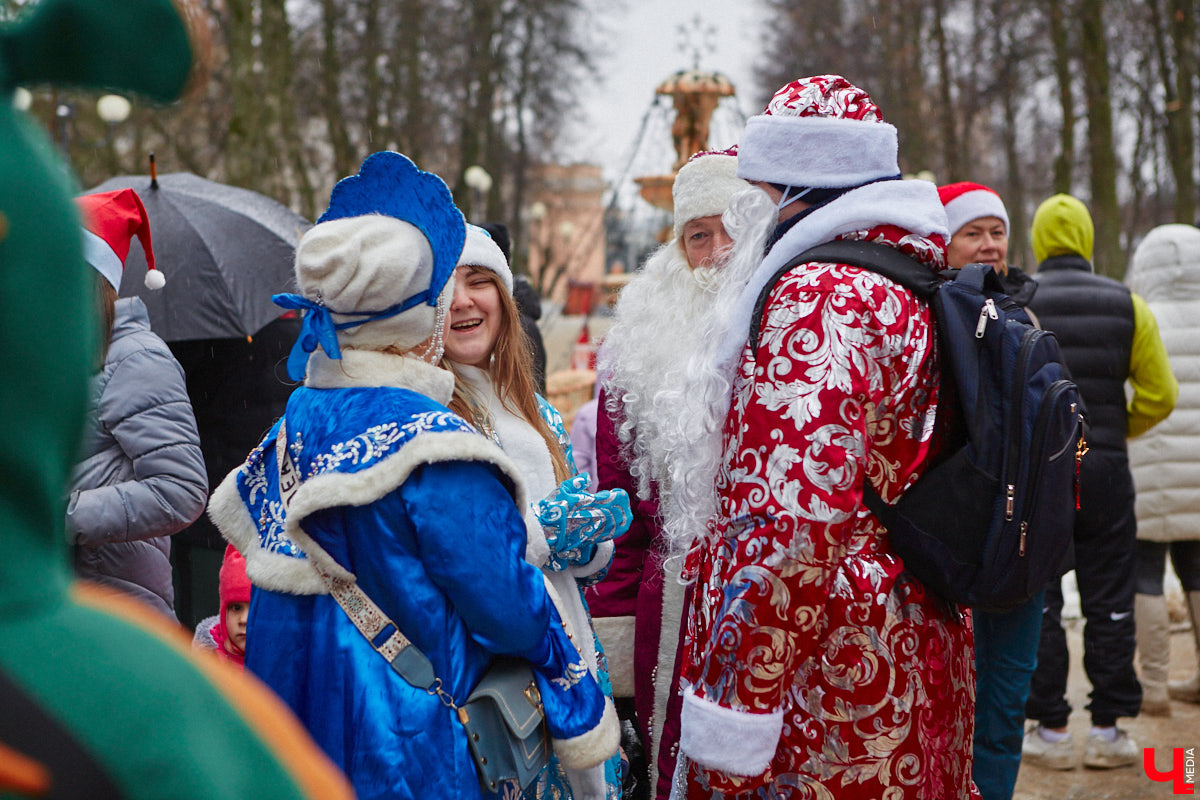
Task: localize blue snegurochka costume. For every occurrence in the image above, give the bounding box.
[209,152,619,800]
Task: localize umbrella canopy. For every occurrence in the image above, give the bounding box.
[88,172,310,341]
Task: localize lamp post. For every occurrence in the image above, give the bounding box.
[47,93,132,171]
[523,201,548,291]
[54,101,73,153]
[557,219,576,277]
[463,165,493,223]
[96,94,132,174]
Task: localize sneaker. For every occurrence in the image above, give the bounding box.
[1082,728,1139,769]
[1022,725,1076,771]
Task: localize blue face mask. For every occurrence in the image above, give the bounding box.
[776,185,815,212]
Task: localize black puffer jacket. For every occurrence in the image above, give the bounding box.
[1029,254,1134,454]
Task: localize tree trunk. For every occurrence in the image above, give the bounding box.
[994,0,1029,266]
[931,0,962,181]
[1047,0,1076,194]
[262,0,315,219]
[1079,0,1123,277]
[320,0,354,178]
[1168,0,1196,222]
[394,0,425,162]
[362,0,386,151]
[224,0,265,189]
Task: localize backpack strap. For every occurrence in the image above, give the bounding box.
[749,239,941,351]
[745,239,942,536]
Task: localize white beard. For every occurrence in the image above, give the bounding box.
[598,241,724,501]
[644,187,778,561]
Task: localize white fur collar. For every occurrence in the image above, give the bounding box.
[306,349,454,404]
[455,364,556,567]
[715,179,949,369]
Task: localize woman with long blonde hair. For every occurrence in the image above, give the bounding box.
[442,225,630,800]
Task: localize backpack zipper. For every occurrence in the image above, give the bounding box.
[1005,327,1044,519]
[975,298,999,338]
[1016,379,1081,547]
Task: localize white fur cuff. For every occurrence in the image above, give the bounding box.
[568,539,614,581]
[553,698,621,770]
[738,115,898,188]
[591,615,636,698]
[679,688,782,777]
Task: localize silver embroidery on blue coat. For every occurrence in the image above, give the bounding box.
[550,659,589,690]
[241,410,470,563]
[259,498,299,557]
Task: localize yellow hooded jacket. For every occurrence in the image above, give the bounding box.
[1031,194,1177,438]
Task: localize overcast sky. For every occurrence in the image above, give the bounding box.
[565,0,767,181]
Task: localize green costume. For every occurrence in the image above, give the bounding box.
[0,3,351,798]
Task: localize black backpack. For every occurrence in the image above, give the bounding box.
[750,240,1086,611]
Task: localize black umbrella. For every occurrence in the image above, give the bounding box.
[89,171,310,341]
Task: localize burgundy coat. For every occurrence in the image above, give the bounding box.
[587,387,687,800]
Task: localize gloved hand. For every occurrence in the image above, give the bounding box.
[534,474,631,572]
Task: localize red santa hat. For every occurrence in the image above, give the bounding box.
[938,181,1009,236]
[76,188,165,291]
[736,75,900,189]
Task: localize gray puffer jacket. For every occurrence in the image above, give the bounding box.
[67,297,207,616]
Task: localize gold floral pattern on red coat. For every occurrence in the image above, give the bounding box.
[681,227,979,799]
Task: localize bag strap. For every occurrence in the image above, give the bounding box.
[274,420,465,718]
[749,239,941,351]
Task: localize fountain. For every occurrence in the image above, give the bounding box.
[634,68,736,214]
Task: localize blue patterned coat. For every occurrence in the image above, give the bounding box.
[210,352,618,800]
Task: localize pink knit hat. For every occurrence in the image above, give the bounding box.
[219,544,251,608]
[938,181,1009,236]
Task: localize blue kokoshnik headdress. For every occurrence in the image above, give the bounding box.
[272,151,466,381]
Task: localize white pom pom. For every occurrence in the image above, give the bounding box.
[144,269,166,290]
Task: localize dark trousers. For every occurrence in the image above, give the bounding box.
[1025,449,1142,728]
[1136,539,1200,594]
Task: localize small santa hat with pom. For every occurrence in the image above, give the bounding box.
[76,188,165,290]
[937,181,1009,236]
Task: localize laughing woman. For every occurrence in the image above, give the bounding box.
[442,225,631,800]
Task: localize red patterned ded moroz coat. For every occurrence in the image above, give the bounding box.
[677,205,979,796]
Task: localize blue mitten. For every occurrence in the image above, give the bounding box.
[535,474,631,572]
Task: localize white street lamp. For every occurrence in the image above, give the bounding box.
[96,94,132,125]
[11,88,31,112]
[463,165,493,194]
[463,165,493,222]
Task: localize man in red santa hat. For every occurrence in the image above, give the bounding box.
[662,75,979,799]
